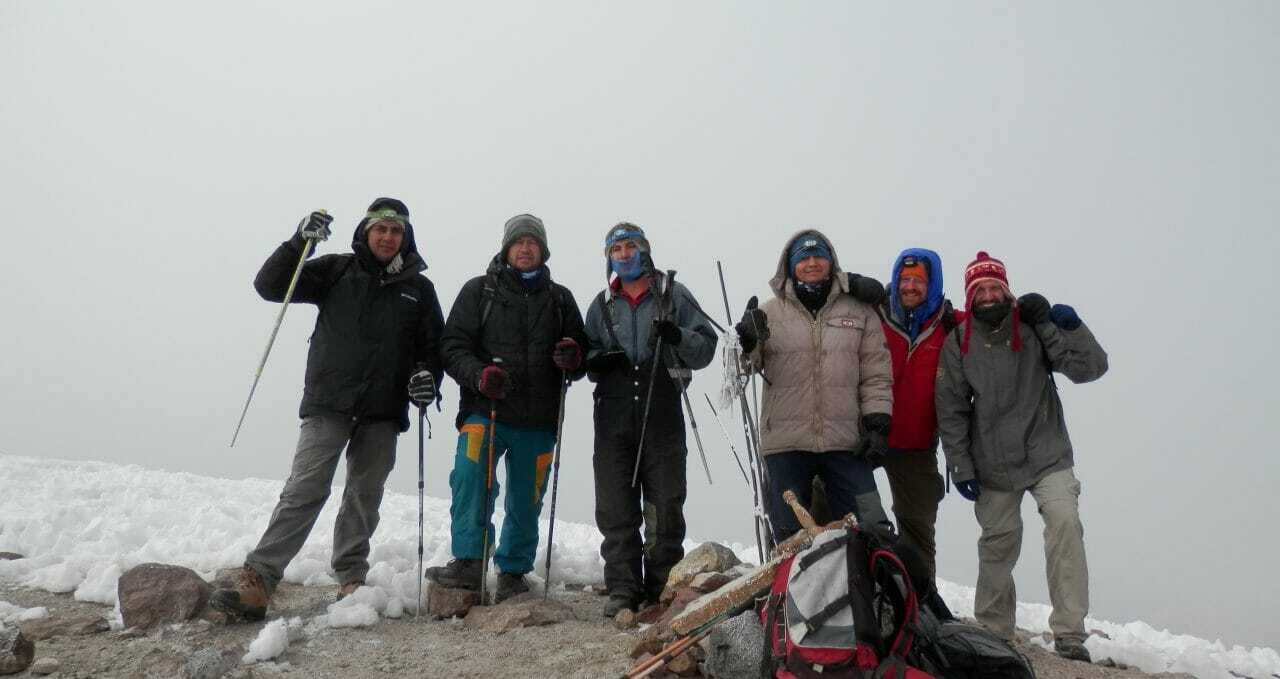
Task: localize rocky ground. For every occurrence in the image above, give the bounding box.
[0,578,1198,679]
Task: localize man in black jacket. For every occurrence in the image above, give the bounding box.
[426,214,588,602]
[212,198,444,621]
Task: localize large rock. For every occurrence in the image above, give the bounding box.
[20,614,110,640]
[426,585,481,619]
[0,553,23,561]
[690,571,734,593]
[117,563,211,630]
[29,657,59,675]
[704,609,765,678]
[664,543,741,591]
[462,593,575,633]
[0,627,35,675]
[665,644,703,676]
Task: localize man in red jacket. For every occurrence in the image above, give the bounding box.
[875,248,960,581]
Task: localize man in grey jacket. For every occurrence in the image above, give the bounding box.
[935,251,1108,662]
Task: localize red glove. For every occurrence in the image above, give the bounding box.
[478,365,508,400]
[552,338,582,371]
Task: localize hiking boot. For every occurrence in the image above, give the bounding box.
[494,572,529,603]
[336,580,364,601]
[1054,636,1092,663]
[210,566,269,621]
[603,594,640,618]
[424,558,482,590]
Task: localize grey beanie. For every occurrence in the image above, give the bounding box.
[502,214,549,262]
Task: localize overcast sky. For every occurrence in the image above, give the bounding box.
[2,0,1276,648]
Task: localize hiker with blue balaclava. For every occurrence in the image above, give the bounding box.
[736,230,894,543]
[584,222,718,618]
[874,248,962,582]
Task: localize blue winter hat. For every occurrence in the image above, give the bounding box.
[604,222,650,255]
[788,236,832,274]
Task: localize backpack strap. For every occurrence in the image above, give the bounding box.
[478,275,499,331]
[595,289,623,351]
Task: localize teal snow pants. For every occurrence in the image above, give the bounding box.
[448,414,556,575]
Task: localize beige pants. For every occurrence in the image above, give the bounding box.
[973,467,1089,641]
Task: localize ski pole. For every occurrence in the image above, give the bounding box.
[542,371,570,598]
[677,378,712,485]
[631,336,663,487]
[704,394,749,486]
[480,357,503,605]
[416,400,427,620]
[230,213,325,447]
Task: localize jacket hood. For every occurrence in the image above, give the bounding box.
[350,214,426,274]
[888,247,944,330]
[769,229,846,300]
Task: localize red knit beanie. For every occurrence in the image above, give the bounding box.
[961,251,1021,353]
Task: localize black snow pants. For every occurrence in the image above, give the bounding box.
[593,362,688,603]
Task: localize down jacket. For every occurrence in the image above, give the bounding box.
[253,221,444,433]
[745,230,893,456]
[935,313,1108,492]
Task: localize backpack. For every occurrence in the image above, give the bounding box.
[759,526,935,679]
[906,601,1036,679]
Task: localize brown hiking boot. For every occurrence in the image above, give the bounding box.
[337,580,365,601]
[210,566,269,621]
[1054,636,1092,663]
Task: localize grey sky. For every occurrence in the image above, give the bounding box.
[2,0,1276,648]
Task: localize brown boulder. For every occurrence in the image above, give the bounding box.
[426,585,481,619]
[664,543,741,591]
[665,643,704,676]
[630,622,675,658]
[658,588,703,627]
[117,563,211,630]
[690,571,734,593]
[613,608,638,630]
[462,594,576,633]
[20,614,110,640]
[0,627,35,675]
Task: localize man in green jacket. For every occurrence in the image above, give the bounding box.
[936,251,1108,663]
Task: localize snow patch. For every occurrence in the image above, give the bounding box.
[0,600,48,625]
[242,617,302,663]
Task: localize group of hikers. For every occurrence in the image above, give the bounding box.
[209,197,1108,665]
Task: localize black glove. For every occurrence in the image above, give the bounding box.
[407,370,436,406]
[855,413,891,467]
[941,304,960,332]
[734,296,769,353]
[654,319,682,346]
[586,350,628,374]
[296,210,333,242]
[1017,293,1051,326]
[846,273,886,306]
[552,338,582,371]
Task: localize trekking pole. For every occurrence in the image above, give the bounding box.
[704,394,749,486]
[631,272,675,487]
[229,211,325,447]
[678,383,712,484]
[480,357,503,605]
[416,399,427,620]
[542,371,569,599]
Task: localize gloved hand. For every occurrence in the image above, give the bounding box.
[408,370,436,406]
[846,273,886,306]
[734,296,769,353]
[552,337,582,371]
[654,319,682,346]
[1050,304,1082,331]
[941,304,960,332]
[1017,293,1051,326]
[954,479,982,502]
[477,364,508,400]
[854,413,891,467]
[297,210,333,242]
[586,350,628,373]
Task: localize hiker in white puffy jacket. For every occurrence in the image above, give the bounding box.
[737,229,895,543]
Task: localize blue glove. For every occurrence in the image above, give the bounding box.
[954,479,981,502]
[1050,304,1082,331]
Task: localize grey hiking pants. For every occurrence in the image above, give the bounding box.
[245,414,398,594]
[973,467,1089,642]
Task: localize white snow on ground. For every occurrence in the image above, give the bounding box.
[1,453,1277,679]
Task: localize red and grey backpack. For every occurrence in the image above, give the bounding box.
[760,526,934,679]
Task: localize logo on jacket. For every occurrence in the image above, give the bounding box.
[400,293,419,303]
